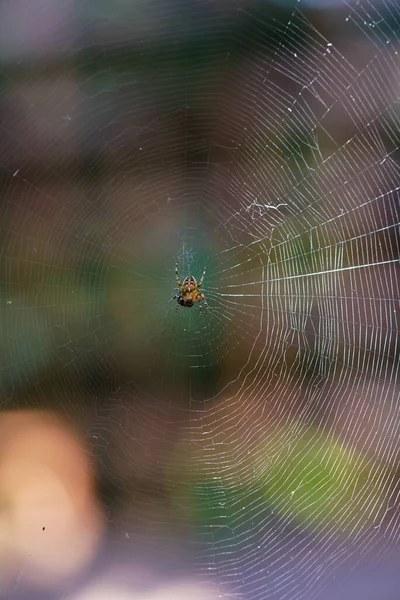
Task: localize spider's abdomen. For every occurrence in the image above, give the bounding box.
[182,276,197,287]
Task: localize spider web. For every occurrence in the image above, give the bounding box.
[0,0,400,598]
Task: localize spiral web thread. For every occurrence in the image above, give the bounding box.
[0,0,400,598]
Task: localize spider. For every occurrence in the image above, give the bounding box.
[169,263,208,312]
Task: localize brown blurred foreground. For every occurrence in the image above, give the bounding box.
[0,411,104,594]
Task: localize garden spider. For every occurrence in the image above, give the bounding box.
[169,263,208,312]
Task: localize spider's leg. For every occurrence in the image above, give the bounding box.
[198,266,206,287]
[168,294,178,303]
[199,293,208,311]
[175,263,182,287]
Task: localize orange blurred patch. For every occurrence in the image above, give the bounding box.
[0,410,104,592]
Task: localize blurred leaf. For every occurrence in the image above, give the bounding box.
[170,423,389,538]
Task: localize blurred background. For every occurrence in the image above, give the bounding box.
[0,0,399,598]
